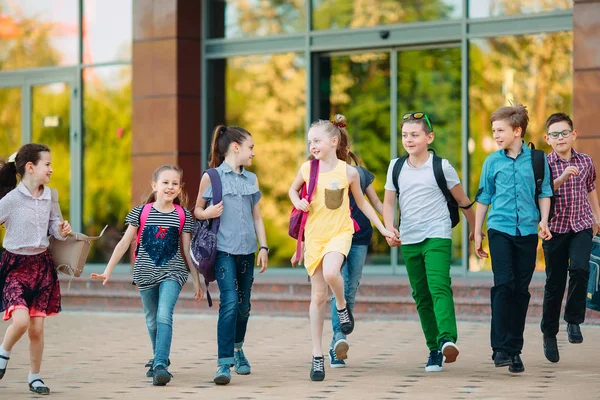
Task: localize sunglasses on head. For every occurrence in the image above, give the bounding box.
[402,112,433,132]
[547,129,573,139]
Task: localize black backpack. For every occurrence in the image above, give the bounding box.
[392,150,472,228]
[529,142,555,220]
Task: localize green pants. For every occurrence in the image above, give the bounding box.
[402,238,457,351]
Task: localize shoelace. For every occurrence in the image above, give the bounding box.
[145,359,154,368]
[338,308,351,325]
[236,350,249,366]
[330,351,339,361]
[312,357,324,372]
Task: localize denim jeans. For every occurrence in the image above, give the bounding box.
[215,251,255,366]
[139,279,182,368]
[330,244,368,347]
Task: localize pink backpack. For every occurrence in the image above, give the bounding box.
[135,202,186,257]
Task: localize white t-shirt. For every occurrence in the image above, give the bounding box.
[384,154,461,245]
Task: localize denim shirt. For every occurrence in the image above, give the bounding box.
[477,141,552,236]
[203,162,261,255]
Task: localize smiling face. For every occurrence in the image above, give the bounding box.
[152,169,182,204]
[308,125,337,160]
[233,135,255,167]
[491,119,521,150]
[26,151,52,185]
[545,120,576,153]
[401,122,433,156]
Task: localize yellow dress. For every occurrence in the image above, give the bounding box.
[301,159,354,276]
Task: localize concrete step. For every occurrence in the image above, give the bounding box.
[58,274,600,323]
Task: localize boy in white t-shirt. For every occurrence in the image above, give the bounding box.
[382,112,476,373]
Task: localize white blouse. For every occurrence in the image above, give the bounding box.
[0,182,65,255]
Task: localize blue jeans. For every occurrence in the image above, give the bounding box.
[215,251,255,366]
[139,279,182,368]
[330,244,368,347]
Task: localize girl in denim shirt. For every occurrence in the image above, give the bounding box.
[194,125,269,385]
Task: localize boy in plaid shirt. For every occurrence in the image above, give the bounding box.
[541,113,600,363]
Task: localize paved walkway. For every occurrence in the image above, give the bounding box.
[1,312,599,399]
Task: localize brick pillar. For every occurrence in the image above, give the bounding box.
[573,1,600,168]
[132,0,201,208]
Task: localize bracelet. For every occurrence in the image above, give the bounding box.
[260,246,269,253]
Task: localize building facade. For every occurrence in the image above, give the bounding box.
[1,1,598,274]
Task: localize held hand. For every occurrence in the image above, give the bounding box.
[294,198,310,212]
[474,232,489,259]
[58,220,72,237]
[384,227,401,247]
[204,201,224,219]
[257,248,269,274]
[90,272,110,285]
[560,166,579,181]
[539,221,552,241]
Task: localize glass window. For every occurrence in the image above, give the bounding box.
[83,0,132,64]
[208,0,306,39]
[215,53,306,267]
[0,0,78,71]
[321,52,392,267]
[83,66,132,263]
[312,0,462,31]
[397,47,463,265]
[470,0,572,19]
[469,31,573,271]
[32,82,71,214]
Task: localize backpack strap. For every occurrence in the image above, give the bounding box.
[432,155,476,210]
[135,203,153,257]
[204,168,223,233]
[392,155,408,197]
[295,159,320,260]
[529,142,545,200]
[174,204,185,235]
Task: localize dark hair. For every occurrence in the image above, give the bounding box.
[142,164,188,208]
[209,125,251,169]
[0,143,50,200]
[545,112,573,131]
[490,104,529,137]
[400,114,432,135]
[309,114,361,165]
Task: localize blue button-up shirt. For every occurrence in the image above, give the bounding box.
[477,141,553,236]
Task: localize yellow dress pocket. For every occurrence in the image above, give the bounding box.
[325,188,345,210]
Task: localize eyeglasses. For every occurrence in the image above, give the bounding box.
[402,112,433,132]
[547,129,573,139]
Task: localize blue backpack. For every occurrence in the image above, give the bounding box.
[587,235,600,312]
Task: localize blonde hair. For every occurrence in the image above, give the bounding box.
[310,114,361,165]
[142,164,188,208]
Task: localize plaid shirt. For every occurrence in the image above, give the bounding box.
[548,149,596,233]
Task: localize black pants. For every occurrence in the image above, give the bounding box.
[488,229,538,355]
[541,229,593,337]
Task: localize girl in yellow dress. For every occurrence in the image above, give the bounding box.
[289,114,395,381]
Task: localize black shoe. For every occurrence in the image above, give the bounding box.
[310,356,325,381]
[508,354,525,373]
[493,351,511,367]
[153,365,172,386]
[0,354,8,380]
[337,307,354,335]
[567,323,583,344]
[28,379,50,395]
[145,358,171,378]
[543,336,560,363]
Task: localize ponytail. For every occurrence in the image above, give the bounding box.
[0,143,50,200]
[209,125,251,168]
[310,114,362,165]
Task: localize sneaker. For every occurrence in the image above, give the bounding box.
[234,349,251,375]
[328,348,346,368]
[425,350,443,372]
[333,338,349,361]
[310,356,325,381]
[145,358,170,378]
[441,339,459,363]
[152,365,172,386]
[337,307,355,335]
[213,365,231,385]
[567,323,583,344]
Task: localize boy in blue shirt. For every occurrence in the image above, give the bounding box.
[474,104,553,373]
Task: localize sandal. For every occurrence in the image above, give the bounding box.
[29,378,50,395]
[0,354,8,379]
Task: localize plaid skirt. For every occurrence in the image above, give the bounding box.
[0,250,61,321]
